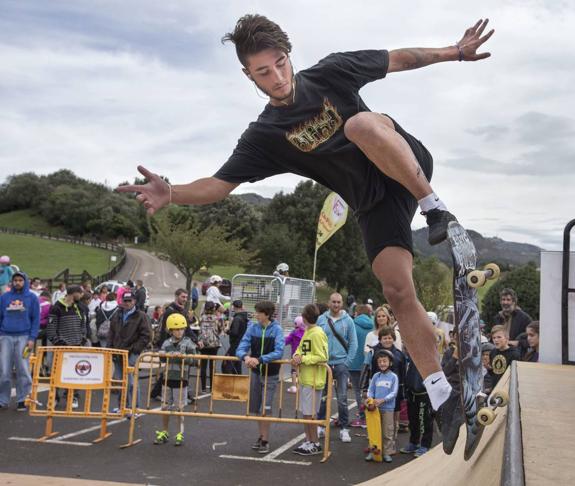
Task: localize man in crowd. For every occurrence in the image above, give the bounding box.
[317,292,358,443]
[108,291,152,411]
[226,300,249,374]
[0,272,39,411]
[493,288,532,347]
[134,280,147,312]
[47,284,86,408]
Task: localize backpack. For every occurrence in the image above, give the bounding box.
[198,315,221,349]
[97,307,119,341]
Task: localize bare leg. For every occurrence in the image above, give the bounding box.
[344,112,432,200]
[371,246,440,378]
[259,422,270,442]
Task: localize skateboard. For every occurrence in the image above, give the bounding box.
[364,398,382,462]
[446,221,500,460]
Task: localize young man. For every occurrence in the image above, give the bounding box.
[488,325,521,389]
[235,300,284,454]
[118,14,495,446]
[0,272,39,411]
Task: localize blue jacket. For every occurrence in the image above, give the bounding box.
[236,319,284,376]
[0,264,14,287]
[317,310,357,368]
[349,314,373,371]
[0,272,40,340]
[368,370,399,412]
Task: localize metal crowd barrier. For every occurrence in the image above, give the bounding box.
[121,352,333,462]
[26,346,130,443]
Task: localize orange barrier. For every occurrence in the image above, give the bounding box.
[27,346,130,443]
[121,352,333,462]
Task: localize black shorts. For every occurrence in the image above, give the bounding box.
[357,118,434,264]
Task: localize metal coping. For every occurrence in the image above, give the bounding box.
[562,219,575,365]
[500,360,525,486]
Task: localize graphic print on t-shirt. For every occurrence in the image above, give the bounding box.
[301,339,312,355]
[492,354,507,375]
[285,98,343,152]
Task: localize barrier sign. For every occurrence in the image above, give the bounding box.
[57,352,106,388]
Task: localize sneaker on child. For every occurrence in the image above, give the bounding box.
[339,428,351,443]
[400,442,419,454]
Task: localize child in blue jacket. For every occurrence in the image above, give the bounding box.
[365,349,398,463]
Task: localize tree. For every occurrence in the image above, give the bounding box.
[150,210,255,312]
[412,255,452,312]
[481,261,540,328]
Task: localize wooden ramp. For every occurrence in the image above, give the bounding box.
[359,362,575,486]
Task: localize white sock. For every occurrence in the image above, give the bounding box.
[418,192,447,213]
[423,371,452,411]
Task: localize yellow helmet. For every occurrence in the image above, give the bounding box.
[166,313,187,330]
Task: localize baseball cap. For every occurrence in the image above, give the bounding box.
[232,299,243,308]
[122,292,134,301]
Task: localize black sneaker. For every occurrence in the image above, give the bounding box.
[251,437,263,450]
[258,441,270,454]
[424,208,458,246]
[16,401,27,412]
[438,390,464,455]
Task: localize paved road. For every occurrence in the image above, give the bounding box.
[0,383,435,485]
[115,247,193,306]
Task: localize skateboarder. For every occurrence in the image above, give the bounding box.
[117,14,495,443]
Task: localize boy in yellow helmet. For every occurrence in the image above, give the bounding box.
[154,313,196,446]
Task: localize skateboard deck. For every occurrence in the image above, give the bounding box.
[446,221,484,460]
[365,399,382,462]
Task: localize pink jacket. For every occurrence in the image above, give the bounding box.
[285,326,305,352]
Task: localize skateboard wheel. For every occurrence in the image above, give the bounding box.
[467,270,486,288]
[477,408,495,426]
[485,263,500,281]
[491,389,509,407]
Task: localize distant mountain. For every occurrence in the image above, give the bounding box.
[412,228,541,267]
[236,193,272,206]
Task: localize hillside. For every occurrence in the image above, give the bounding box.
[236,193,272,206]
[412,227,541,267]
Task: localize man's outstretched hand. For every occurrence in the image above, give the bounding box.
[115,165,170,215]
[457,19,494,61]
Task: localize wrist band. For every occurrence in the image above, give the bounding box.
[456,43,464,62]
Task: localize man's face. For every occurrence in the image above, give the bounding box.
[176,293,188,306]
[12,276,25,290]
[492,331,508,350]
[72,291,83,303]
[244,48,294,106]
[500,294,515,312]
[328,294,343,315]
[123,298,136,310]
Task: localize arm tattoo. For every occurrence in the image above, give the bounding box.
[395,48,442,71]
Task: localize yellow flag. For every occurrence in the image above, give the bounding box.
[316,192,349,250]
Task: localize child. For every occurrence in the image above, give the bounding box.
[236,300,284,454]
[361,326,405,454]
[522,321,539,362]
[285,315,305,393]
[365,349,398,463]
[154,313,196,446]
[488,325,521,389]
[400,346,433,458]
[481,342,495,393]
[291,304,328,456]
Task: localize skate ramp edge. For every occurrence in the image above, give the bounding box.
[358,370,510,486]
[0,474,142,486]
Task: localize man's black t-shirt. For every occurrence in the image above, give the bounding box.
[214,50,431,213]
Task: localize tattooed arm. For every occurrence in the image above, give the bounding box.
[388,19,494,73]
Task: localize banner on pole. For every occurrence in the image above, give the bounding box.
[316,192,348,250]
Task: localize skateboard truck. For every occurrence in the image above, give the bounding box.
[467,263,500,288]
[476,390,509,426]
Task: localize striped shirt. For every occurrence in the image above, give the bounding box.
[47,299,86,346]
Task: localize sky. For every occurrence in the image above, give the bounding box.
[1,0,574,250]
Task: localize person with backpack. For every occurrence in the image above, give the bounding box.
[197,301,224,392]
[95,292,119,348]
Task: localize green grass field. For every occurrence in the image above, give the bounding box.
[0,209,67,235]
[0,233,120,278]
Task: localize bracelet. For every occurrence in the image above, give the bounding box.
[455,43,464,62]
